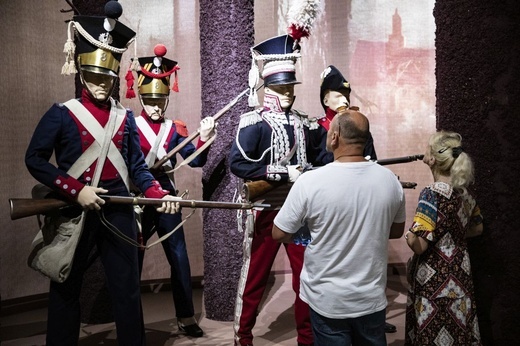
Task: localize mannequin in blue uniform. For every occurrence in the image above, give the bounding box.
[229,34,317,346]
[130,44,216,337]
[24,3,178,345]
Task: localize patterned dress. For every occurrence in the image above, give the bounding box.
[405,182,482,346]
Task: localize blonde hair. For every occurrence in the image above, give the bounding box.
[429,131,475,190]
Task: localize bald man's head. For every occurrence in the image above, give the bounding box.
[332,109,369,146]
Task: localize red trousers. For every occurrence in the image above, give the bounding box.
[235,210,313,345]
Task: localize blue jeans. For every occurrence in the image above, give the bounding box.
[310,308,386,346]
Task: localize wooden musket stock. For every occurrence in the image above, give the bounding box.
[9,195,269,221]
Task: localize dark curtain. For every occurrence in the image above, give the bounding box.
[435,1,520,344]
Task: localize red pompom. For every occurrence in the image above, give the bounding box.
[154,44,167,57]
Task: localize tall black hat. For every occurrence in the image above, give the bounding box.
[319,65,351,111]
[62,1,136,77]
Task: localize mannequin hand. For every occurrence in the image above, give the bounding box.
[156,195,182,214]
[199,117,216,142]
[77,186,108,210]
[287,165,302,182]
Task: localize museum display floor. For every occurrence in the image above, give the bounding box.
[1,269,407,345]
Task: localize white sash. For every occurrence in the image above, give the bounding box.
[64,98,130,190]
[135,116,172,169]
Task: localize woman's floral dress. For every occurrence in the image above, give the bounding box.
[405,182,483,345]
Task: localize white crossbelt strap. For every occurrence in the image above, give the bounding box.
[135,116,172,168]
[64,98,130,190]
[167,132,216,173]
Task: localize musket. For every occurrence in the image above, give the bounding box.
[242,154,424,203]
[150,86,260,173]
[376,154,424,166]
[9,195,270,221]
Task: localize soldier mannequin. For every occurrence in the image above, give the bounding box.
[313,65,377,166]
[131,44,215,337]
[25,3,178,344]
[229,34,317,346]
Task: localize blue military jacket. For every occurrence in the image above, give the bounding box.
[229,107,321,182]
[25,95,161,199]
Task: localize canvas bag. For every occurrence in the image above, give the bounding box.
[27,98,123,283]
[27,211,87,283]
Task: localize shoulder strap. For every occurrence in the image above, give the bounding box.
[63,98,128,188]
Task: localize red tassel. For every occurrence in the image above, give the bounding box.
[172,70,179,92]
[126,88,136,99]
[125,69,136,99]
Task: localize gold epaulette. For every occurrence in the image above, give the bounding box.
[238,109,263,129]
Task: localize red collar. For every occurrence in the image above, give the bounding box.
[318,108,337,131]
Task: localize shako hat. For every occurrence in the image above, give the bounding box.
[247,34,302,106]
[319,65,351,111]
[135,44,179,97]
[252,35,301,87]
[61,1,136,77]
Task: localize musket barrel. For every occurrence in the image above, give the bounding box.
[101,195,259,210]
[376,154,424,166]
[9,195,268,220]
[150,87,253,172]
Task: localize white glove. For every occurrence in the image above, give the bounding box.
[287,165,302,183]
[77,186,108,210]
[199,117,216,142]
[156,195,182,214]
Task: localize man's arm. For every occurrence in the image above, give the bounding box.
[389,222,405,239]
[271,175,307,243]
[272,223,294,243]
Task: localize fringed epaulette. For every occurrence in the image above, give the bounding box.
[238,109,263,129]
[315,113,326,122]
[306,116,320,130]
[174,119,189,137]
[292,108,308,118]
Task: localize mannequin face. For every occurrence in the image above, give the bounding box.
[141,96,169,121]
[323,90,350,112]
[81,70,116,102]
[265,84,295,110]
